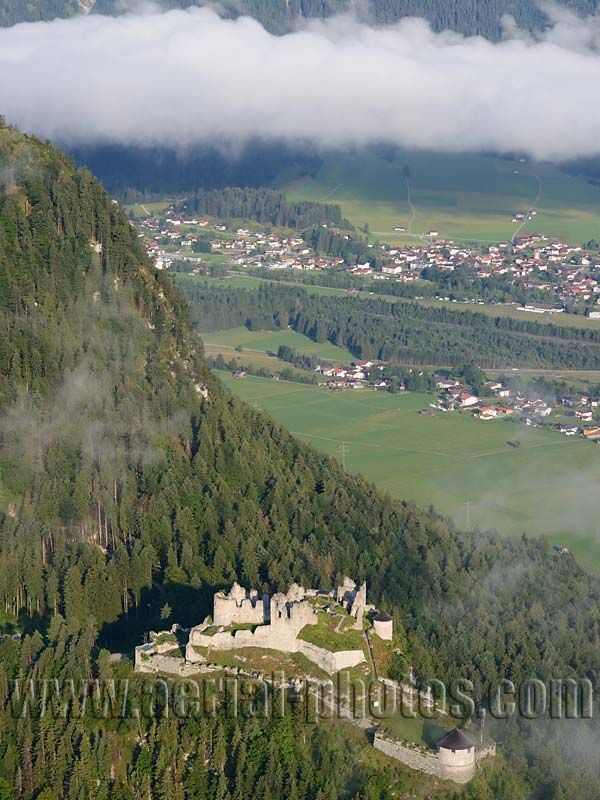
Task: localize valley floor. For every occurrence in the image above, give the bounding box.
[218,371,600,572]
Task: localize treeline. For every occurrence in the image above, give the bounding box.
[1,0,591,38]
[210,350,320,383]
[379,364,437,393]
[276,344,322,371]
[251,263,552,306]
[303,226,379,266]
[420,263,561,307]
[0,0,79,25]
[180,187,350,230]
[179,281,600,369]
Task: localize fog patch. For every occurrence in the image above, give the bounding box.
[0,3,600,160]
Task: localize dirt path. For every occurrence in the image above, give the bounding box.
[319,183,344,201]
[364,631,378,679]
[404,174,416,234]
[512,175,543,243]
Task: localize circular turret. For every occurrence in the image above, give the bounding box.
[372,610,393,640]
[436,728,477,784]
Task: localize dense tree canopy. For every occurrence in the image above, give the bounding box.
[180,281,600,370]
[180,187,349,230]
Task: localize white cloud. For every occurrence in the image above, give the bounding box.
[1,3,600,160]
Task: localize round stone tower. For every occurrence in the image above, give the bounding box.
[436,728,477,784]
[372,610,393,641]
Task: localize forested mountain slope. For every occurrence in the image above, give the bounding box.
[2,120,600,796]
[1,0,597,36]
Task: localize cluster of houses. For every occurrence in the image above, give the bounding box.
[137,206,347,272]
[134,204,600,314]
[370,235,600,310]
[139,210,228,270]
[306,361,600,444]
[432,379,517,420]
[555,394,600,440]
[430,378,600,440]
[317,360,387,390]
[311,363,600,444]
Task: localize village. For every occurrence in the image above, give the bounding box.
[129,206,600,446]
[311,359,600,441]
[134,203,600,314]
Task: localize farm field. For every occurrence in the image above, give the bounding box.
[202,342,313,378]
[280,149,600,244]
[218,372,600,572]
[202,326,355,362]
[124,199,172,218]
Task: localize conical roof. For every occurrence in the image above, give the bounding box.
[436,728,477,751]
[374,610,393,622]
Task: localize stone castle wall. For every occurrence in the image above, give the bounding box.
[188,619,302,655]
[187,626,365,674]
[297,642,366,673]
[373,733,489,785]
[476,742,496,762]
[135,647,201,678]
[140,579,380,676]
[373,734,442,777]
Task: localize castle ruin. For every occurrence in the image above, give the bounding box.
[136,578,394,676]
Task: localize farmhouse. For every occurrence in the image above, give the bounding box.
[382,264,403,275]
[459,392,479,408]
[583,426,600,440]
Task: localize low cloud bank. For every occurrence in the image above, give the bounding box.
[1,3,600,160]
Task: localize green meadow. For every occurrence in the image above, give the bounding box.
[124,200,172,219]
[280,149,600,244]
[218,372,600,572]
[202,326,355,362]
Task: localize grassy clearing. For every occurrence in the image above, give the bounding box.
[378,715,452,748]
[202,342,312,378]
[415,298,600,330]
[298,611,366,653]
[202,326,355,362]
[218,372,600,573]
[370,633,395,678]
[192,645,330,680]
[179,272,348,297]
[281,149,600,244]
[124,199,172,219]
